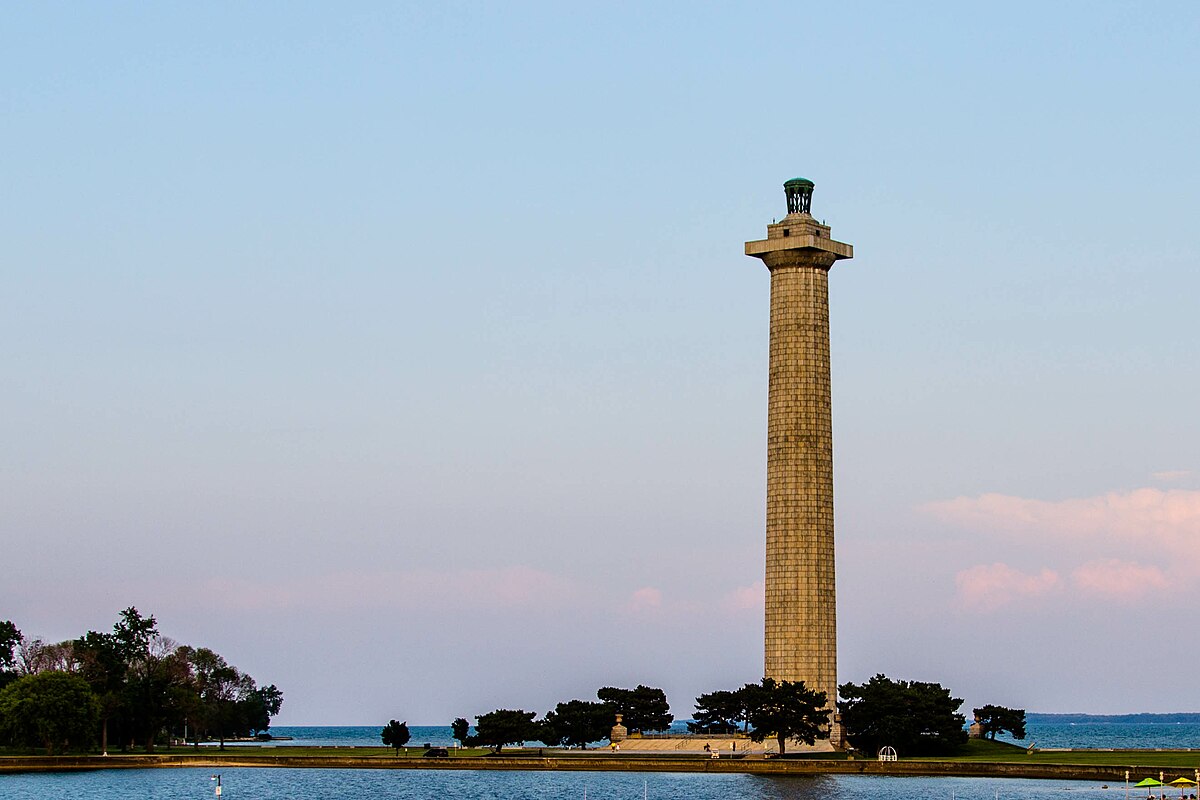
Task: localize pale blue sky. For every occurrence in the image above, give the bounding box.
[3,2,1198,724]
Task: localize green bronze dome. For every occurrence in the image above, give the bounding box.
[784,177,814,188]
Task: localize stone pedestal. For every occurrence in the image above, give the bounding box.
[609,713,628,743]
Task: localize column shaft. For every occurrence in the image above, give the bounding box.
[764,262,837,710]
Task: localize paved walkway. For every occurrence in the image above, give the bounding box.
[609,736,834,755]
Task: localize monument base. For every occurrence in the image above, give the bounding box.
[605,735,836,755]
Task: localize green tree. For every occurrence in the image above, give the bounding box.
[838,674,968,757]
[973,705,1026,740]
[539,700,611,748]
[0,671,100,754]
[535,711,565,746]
[451,717,471,746]
[181,647,276,749]
[473,708,537,752]
[742,677,830,755]
[0,621,20,690]
[112,607,157,665]
[72,630,125,754]
[5,608,282,755]
[240,684,284,736]
[381,719,410,755]
[107,607,179,752]
[122,635,191,752]
[596,685,673,733]
[183,647,242,750]
[690,688,750,734]
[71,609,159,752]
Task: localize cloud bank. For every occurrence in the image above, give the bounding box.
[926,487,1200,609]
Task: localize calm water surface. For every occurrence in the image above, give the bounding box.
[0,769,1123,800]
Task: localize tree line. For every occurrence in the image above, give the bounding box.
[388,684,675,753]
[400,675,1024,756]
[0,609,283,755]
[692,673,1024,756]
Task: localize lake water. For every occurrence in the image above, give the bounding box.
[0,768,1133,800]
[1001,722,1200,750]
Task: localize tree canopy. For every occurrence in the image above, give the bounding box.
[0,671,99,754]
[473,709,537,752]
[1,608,283,754]
[381,719,410,754]
[973,704,1026,740]
[244,685,283,736]
[538,699,611,748]
[464,683,673,752]
[451,717,471,745]
[743,678,830,755]
[689,688,750,734]
[181,646,276,750]
[0,621,20,690]
[73,629,125,753]
[838,674,968,756]
[596,685,672,733]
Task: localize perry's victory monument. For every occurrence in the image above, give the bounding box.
[745,179,853,740]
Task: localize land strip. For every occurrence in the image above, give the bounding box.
[3,750,1199,781]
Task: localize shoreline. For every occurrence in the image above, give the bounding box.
[2,752,1195,782]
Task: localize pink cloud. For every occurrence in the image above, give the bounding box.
[626,587,663,612]
[927,486,1200,603]
[1071,558,1168,601]
[921,488,1200,554]
[954,563,1060,611]
[723,581,764,612]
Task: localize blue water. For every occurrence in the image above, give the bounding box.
[254,722,1200,750]
[999,723,1200,750]
[0,769,1133,800]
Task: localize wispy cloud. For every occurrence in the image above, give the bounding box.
[1071,558,1168,600]
[954,563,1060,611]
[928,486,1200,606]
[626,586,663,612]
[922,488,1200,553]
[723,581,764,612]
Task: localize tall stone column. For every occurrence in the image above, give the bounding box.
[745,178,853,736]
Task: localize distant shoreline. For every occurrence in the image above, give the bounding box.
[1028,713,1200,725]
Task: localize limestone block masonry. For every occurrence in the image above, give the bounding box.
[745,185,853,732]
